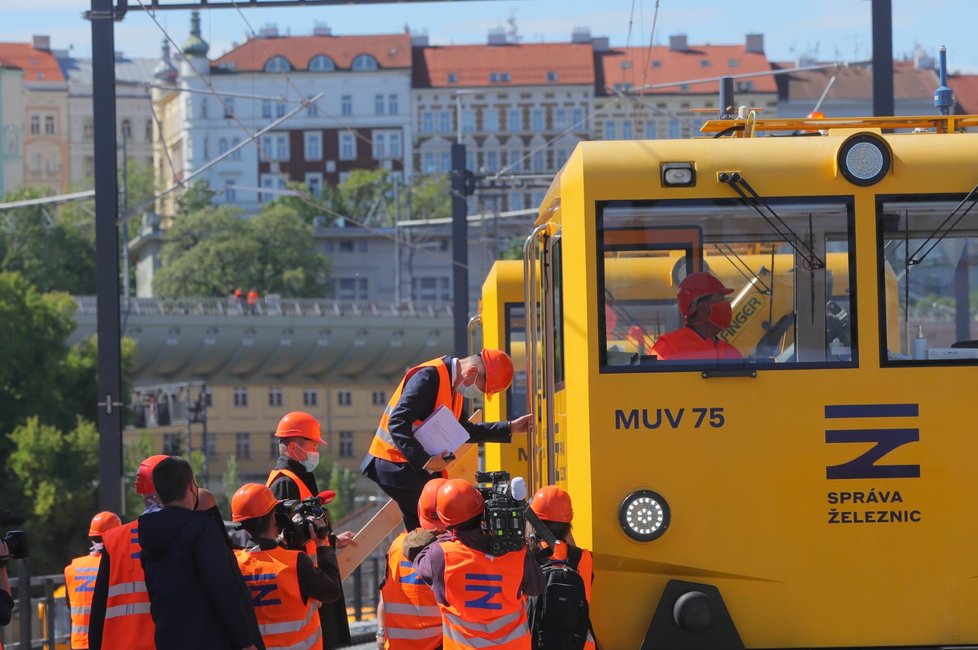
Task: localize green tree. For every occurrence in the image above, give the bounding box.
[177,180,215,216]
[249,205,331,296]
[340,168,393,223]
[124,431,157,519]
[7,417,100,573]
[410,174,451,222]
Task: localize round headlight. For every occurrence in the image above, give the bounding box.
[619,490,670,542]
[838,135,890,186]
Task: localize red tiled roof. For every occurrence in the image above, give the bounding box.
[597,44,776,95]
[213,33,411,72]
[413,43,595,88]
[950,73,978,114]
[0,43,63,82]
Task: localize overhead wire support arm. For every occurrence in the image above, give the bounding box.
[719,172,825,271]
[906,182,978,266]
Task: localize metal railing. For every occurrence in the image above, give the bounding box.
[73,295,454,319]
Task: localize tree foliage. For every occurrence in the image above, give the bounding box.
[153,203,331,298]
[410,174,452,222]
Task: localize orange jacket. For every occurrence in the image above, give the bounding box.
[99,522,154,650]
[235,545,322,650]
[380,531,442,649]
[438,539,530,649]
[265,468,319,560]
[64,553,101,649]
[652,326,743,361]
[368,358,462,464]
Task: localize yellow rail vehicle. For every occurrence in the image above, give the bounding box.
[503,114,978,649]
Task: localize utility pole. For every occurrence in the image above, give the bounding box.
[451,143,468,357]
[871,0,894,116]
[91,0,123,515]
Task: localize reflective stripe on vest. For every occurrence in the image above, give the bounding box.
[65,554,100,650]
[100,521,155,650]
[235,545,322,650]
[265,469,317,558]
[368,358,463,464]
[438,540,530,650]
[380,531,442,649]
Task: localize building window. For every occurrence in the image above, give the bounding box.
[554,108,567,130]
[260,174,288,203]
[546,71,558,82]
[224,98,235,118]
[259,134,289,161]
[83,117,94,140]
[508,191,524,211]
[489,72,511,83]
[374,94,385,116]
[484,150,498,172]
[199,98,208,120]
[531,108,544,131]
[236,433,251,460]
[218,138,229,155]
[422,151,436,173]
[572,108,585,128]
[337,391,352,406]
[411,276,450,301]
[230,138,242,159]
[332,276,368,300]
[44,115,55,135]
[309,55,336,71]
[447,72,458,83]
[269,432,278,459]
[484,109,499,132]
[262,100,272,118]
[440,151,451,172]
[700,59,711,67]
[307,102,319,118]
[29,115,39,135]
[264,55,292,73]
[669,118,680,138]
[352,54,379,71]
[437,111,451,133]
[532,150,545,172]
[163,433,181,455]
[305,172,323,198]
[234,387,248,407]
[303,389,318,407]
[622,120,634,139]
[304,132,322,160]
[461,110,475,134]
[275,102,286,118]
[422,111,434,133]
[507,108,522,131]
[341,95,352,116]
[604,120,617,139]
[224,180,236,202]
[371,390,386,405]
[339,131,356,160]
[339,431,354,458]
[268,387,283,407]
[204,435,216,458]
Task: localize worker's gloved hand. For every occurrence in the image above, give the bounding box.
[402,528,440,562]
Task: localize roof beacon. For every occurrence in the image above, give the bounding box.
[934,46,954,116]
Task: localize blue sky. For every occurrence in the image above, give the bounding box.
[2,0,977,73]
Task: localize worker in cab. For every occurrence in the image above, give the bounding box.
[89,455,167,650]
[361,350,533,530]
[266,411,353,649]
[232,483,344,650]
[64,511,121,650]
[526,486,596,650]
[652,271,743,361]
[376,478,446,650]
[415,479,545,649]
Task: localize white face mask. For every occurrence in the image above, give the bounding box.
[459,382,483,399]
[301,451,320,472]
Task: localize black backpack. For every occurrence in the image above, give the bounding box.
[527,545,592,650]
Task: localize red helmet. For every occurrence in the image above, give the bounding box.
[529,486,574,523]
[418,478,448,530]
[231,483,279,522]
[274,411,326,445]
[135,454,169,496]
[436,479,485,527]
[677,272,733,317]
[88,511,122,537]
[481,349,515,395]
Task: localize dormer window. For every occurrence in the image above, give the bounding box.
[650,60,661,68]
[728,58,739,67]
[546,71,558,82]
[447,72,458,84]
[489,72,511,83]
[264,55,291,73]
[309,55,336,71]
[352,54,379,71]
[700,59,711,67]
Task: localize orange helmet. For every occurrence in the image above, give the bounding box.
[436,479,484,527]
[530,486,574,523]
[88,511,122,537]
[135,454,169,496]
[677,272,733,317]
[274,411,326,445]
[418,478,448,530]
[481,349,514,395]
[231,483,279,522]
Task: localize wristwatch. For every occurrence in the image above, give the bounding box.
[375,628,385,638]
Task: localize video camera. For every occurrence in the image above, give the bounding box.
[275,495,332,550]
[474,472,560,557]
[0,508,28,563]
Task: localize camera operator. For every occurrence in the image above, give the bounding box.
[0,538,13,634]
[231,484,344,650]
[414,479,544,649]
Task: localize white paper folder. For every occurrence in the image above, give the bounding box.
[415,405,470,456]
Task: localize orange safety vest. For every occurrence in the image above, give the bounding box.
[380,531,442,649]
[438,539,530,649]
[266,468,319,560]
[100,521,155,650]
[64,553,101,649]
[368,358,463,464]
[550,542,596,650]
[235,545,322,650]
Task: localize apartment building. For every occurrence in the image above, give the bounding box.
[0,64,24,195]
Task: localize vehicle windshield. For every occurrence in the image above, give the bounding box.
[597,198,856,371]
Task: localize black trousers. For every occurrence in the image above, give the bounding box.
[377,482,425,531]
